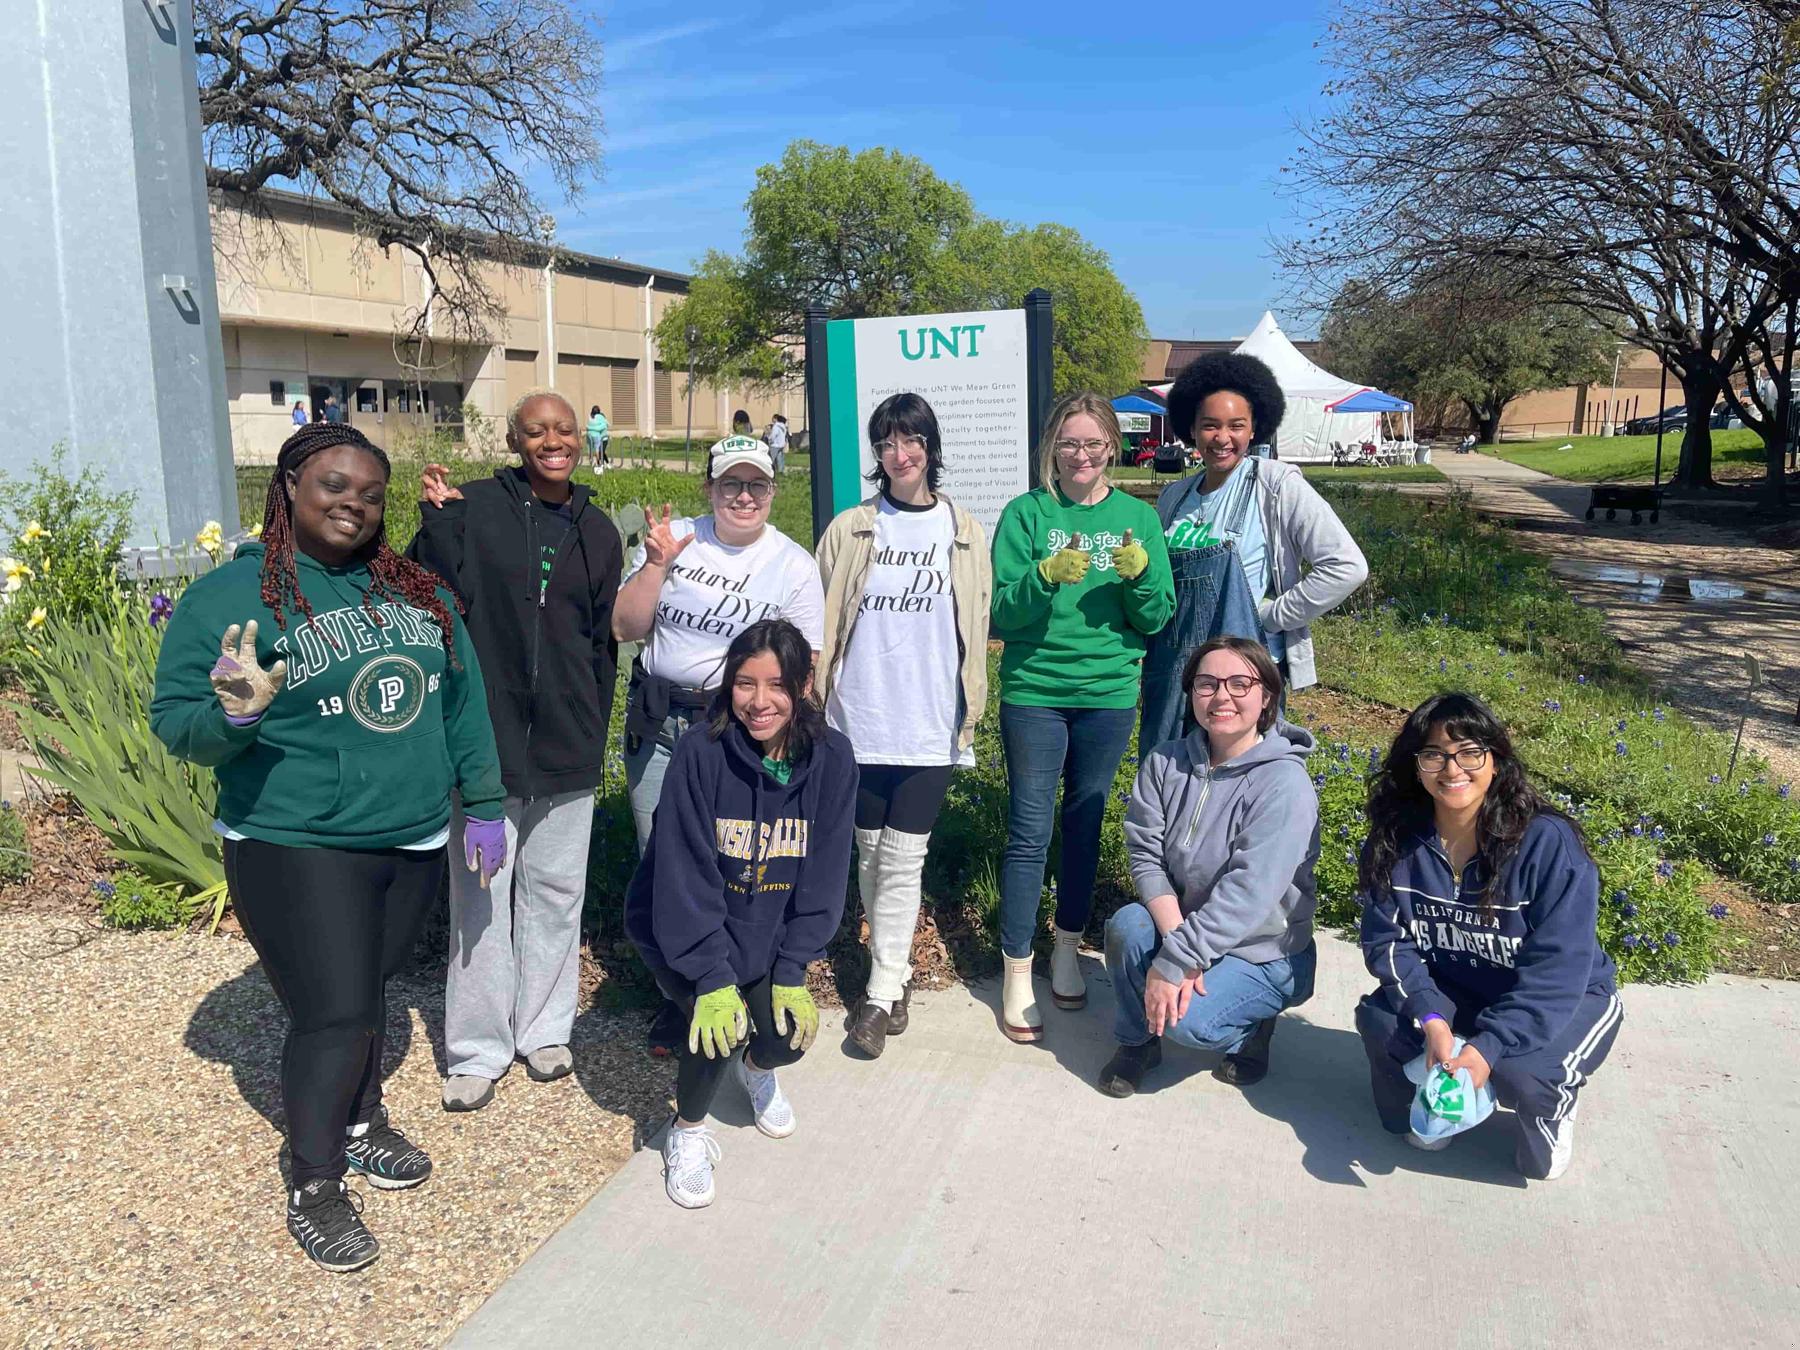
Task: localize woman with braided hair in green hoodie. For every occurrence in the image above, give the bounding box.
[152,423,507,1273]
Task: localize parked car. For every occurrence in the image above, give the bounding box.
[1622,405,1687,436]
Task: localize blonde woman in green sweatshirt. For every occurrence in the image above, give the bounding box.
[989,392,1174,1042]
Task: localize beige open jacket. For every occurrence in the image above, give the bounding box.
[814,494,992,755]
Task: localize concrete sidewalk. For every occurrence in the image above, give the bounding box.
[451,936,1800,1349]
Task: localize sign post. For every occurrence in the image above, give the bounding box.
[805,293,1054,540]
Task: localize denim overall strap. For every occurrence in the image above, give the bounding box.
[1139,462,1264,755]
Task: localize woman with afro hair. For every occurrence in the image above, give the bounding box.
[1140,351,1367,752]
[152,423,507,1273]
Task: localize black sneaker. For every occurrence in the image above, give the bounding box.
[286,1177,379,1273]
[1213,1017,1277,1087]
[1098,1039,1163,1098]
[344,1105,432,1190]
[647,998,685,1058]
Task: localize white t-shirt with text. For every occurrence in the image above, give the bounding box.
[627,516,824,690]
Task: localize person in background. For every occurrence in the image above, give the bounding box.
[989,391,1174,1042]
[765,413,790,474]
[1355,692,1622,1181]
[151,422,507,1273]
[732,408,754,438]
[1100,638,1318,1097]
[324,394,346,425]
[624,619,856,1209]
[586,404,611,473]
[410,390,624,1113]
[815,392,991,1058]
[1142,352,1367,753]
[613,434,825,1055]
[291,400,309,428]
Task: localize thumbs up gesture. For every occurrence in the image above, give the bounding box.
[1038,532,1092,587]
[1111,527,1150,581]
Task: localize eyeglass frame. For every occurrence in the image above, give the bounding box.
[873,434,929,457]
[1190,674,1264,698]
[712,475,774,503]
[1053,437,1114,461]
[1414,746,1490,772]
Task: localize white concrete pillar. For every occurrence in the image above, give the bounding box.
[641,278,657,438]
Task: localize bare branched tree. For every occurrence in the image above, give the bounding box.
[196,0,602,344]
[1280,0,1800,497]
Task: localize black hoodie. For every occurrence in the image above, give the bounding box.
[624,720,858,996]
[406,467,622,797]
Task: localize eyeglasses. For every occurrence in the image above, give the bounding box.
[715,477,772,502]
[1415,746,1489,772]
[873,434,928,457]
[1055,438,1112,460]
[1191,675,1261,698]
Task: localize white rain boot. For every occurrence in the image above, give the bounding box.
[868,828,930,1007]
[1050,925,1087,1010]
[1001,954,1043,1043]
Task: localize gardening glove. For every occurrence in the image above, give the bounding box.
[1110,528,1149,581]
[689,986,749,1060]
[462,817,507,890]
[210,620,288,723]
[1037,534,1091,586]
[768,983,819,1051]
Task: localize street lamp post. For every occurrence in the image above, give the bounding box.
[683,323,698,472]
[1604,341,1624,436]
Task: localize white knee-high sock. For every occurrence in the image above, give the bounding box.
[867,828,930,1006]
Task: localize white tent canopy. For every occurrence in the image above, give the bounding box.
[1153,311,1406,461]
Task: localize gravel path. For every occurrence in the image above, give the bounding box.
[0,914,671,1348]
[1434,453,1800,785]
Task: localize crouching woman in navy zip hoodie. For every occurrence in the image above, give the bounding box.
[1355,693,1622,1181]
[625,618,858,1209]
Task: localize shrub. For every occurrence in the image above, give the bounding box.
[0,446,135,663]
[0,800,30,883]
[95,871,193,931]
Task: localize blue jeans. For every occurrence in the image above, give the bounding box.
[997,703,1137,958]
[1104,902,1316,1051]
[624,708,695,854]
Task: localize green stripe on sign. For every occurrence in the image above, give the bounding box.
[826,319,863,516]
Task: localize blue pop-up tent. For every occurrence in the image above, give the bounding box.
[1329,388,1413,413]
[1111,394,1166,415]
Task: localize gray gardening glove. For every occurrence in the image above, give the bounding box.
[210,620,289,723]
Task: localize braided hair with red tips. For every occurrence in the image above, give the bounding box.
[259,423,464,667]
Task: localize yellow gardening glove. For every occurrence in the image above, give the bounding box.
[1038,534,1091,586]
[688,986,748,1060]
[768,984,819,1051]
[1110,528,1149,581]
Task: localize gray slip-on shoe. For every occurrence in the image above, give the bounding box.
[524,1045,573,1082]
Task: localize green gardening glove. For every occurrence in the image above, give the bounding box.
[768,984,819,1051]
[1110,528,1149,581]
[689,986,748,1060]
[1037,534,1091,586]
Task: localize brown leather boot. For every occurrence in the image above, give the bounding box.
[886,984,912,1036]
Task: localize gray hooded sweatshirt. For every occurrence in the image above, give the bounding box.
[1122,721,1320,985]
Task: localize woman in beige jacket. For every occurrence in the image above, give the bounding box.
[815,392,992,1058]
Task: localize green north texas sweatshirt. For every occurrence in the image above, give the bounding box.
[150,543,506,849]
[990,486,1175,708]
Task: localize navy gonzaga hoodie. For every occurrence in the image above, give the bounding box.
[1359,811,1617,1069]
[625,719,858,995]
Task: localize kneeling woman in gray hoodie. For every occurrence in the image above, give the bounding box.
[1100,637,1320,1097]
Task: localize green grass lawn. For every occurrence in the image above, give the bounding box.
[1490,428,1766,482]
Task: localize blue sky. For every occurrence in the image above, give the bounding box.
[553,1,1338,340]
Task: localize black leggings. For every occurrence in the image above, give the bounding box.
[668,973,806,1123]
[854,763,954,834]
[224,838,443,1186]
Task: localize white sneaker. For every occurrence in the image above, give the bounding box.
[735,1054,796,1138]
[1532,1103,1580,1180]
[662,1122,721,1209]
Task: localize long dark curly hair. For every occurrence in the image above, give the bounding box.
[707,618,826,763]
[1359,692,1587,909]
[260,423,462,666]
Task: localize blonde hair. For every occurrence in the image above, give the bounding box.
[1037,391,1122,493]
[506,387,576,435]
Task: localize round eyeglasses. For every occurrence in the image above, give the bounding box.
[1191,675,1260,697]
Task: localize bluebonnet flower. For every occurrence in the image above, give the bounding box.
[1336,744,1351,761]
[1651,826,1665,840]
[1656,861,1674,878]
[1780,784,1792,800]
[1789,858,1800,874]
[1504,671,1514,681]
[1577,674,1587,685]
[1622,902,1639,918]
[1338,824,1350,838]
[1617,719,1628,732]
[1663,764,1674,774]
[1653,708,1666,722]
[1630,824,1643,836]
[1615,742,1629,757]
[1738,782,1750,797]
[1623,933,1641,949]
[1644,937,1661,951]
[92,880,116,898]
[1709,902,1729,919]
[1438,658,1448,674]
[1764,833,1778,847]
[1311,773,1327,787]
[1664,931,1680,946]
[149,592,174,627]
[1498,645,1508,657]
[1611,889,1629,905]
[1543,699,1562,712]
[0,801,10,813]
[1709,774,1722,785]
[1343,850,1355,864]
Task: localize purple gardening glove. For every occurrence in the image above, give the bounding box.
[463,817,507,889]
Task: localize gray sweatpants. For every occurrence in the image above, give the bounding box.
[445,791,594,1080]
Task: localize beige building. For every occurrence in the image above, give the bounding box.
[213,191,798,463]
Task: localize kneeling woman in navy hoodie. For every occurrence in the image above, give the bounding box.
[625,618,858,1209]
[1356,693,1622,1180]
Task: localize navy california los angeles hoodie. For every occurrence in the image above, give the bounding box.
[624,719,858,996]
[1359,811,1617,1068]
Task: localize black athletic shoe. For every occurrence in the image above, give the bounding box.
[1098,1039,1163,1098]
[1214,1017,1277,1088]
[344,1105,432,1191]
[648,999,685,1058]
[286,1177,379,1273]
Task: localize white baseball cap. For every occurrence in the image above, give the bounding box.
[708,435,774,480]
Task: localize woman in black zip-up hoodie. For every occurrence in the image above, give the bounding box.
[407,390,623,1112]
[625,618,858,1209]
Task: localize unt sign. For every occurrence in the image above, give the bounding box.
[805,292,1054,539]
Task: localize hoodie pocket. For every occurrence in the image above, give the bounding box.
[310,729,450,837]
